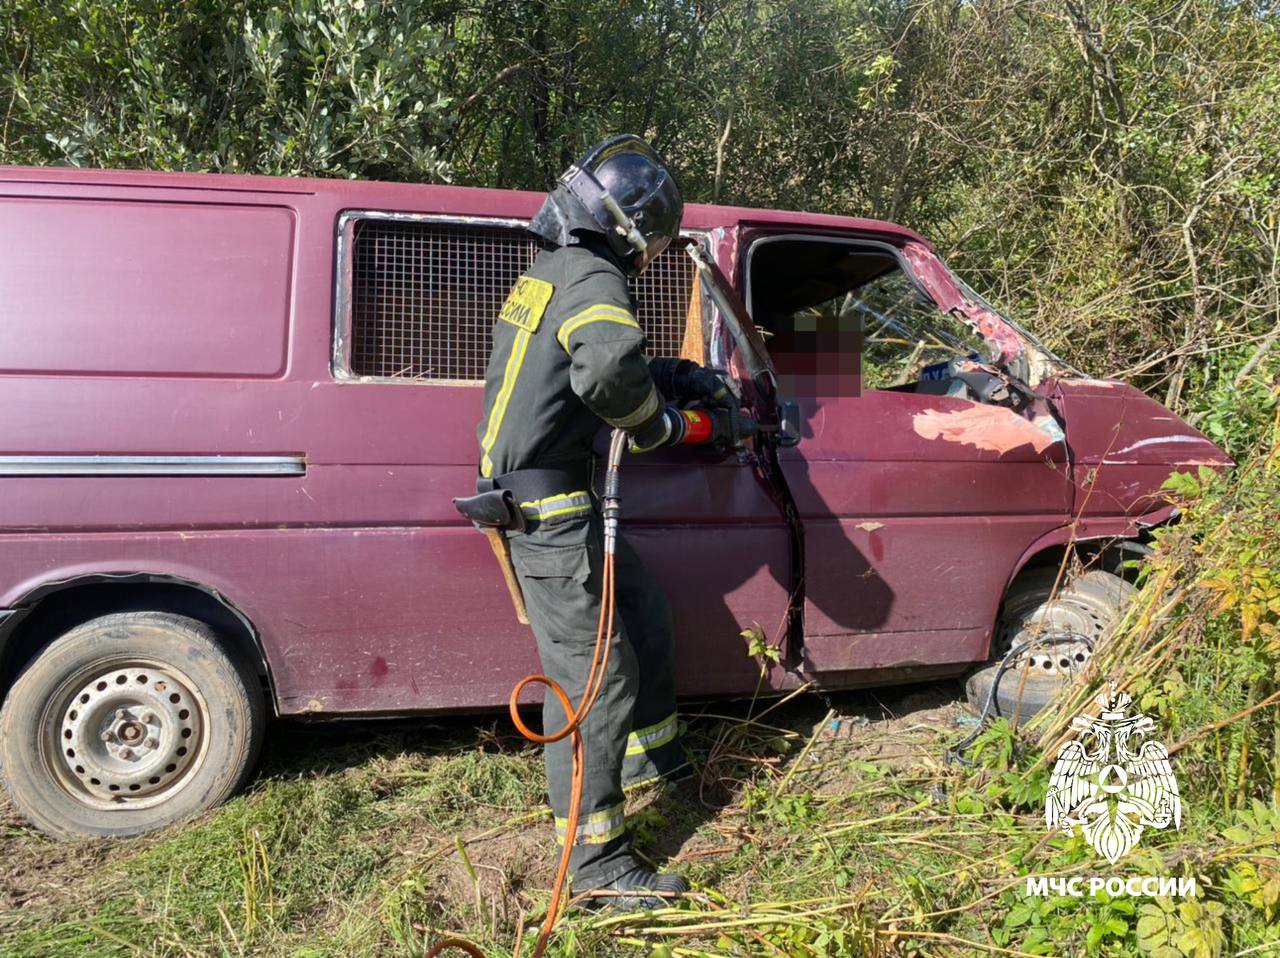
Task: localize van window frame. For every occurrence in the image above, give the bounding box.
[745,232,918,311]
[333,210,711,386]
[332,210,533,386]
[743,232,994,393]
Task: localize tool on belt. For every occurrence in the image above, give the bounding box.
[452,461,591,624]
[450,486,529,624]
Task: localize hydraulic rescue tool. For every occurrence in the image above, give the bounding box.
[437,190,774,958]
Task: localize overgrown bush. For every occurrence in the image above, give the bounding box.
[1,0,452,179]
[975,390,1280,954]
[1043,389,1280,810]
[4,0,1277,410]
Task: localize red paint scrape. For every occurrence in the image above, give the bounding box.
[912,405,1058,454]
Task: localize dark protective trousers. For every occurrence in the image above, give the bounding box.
[509,506,689,886]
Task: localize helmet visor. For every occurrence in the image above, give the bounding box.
[634,233,671,274]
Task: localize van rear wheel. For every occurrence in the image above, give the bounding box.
[0,612,264,839]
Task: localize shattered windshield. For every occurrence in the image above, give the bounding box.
[851,270,995,389]
[943,266,1076,374]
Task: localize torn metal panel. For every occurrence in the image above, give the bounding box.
[900,241,1076,385]
[901,242,1023,363]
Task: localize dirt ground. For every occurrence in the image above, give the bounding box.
[427,680,968,893]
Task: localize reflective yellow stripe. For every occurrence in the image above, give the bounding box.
[521,491,588,510]
[478,326,533,478]
[536,502,591,520]
[623,761,692,792]
[556,305,641,352]
[520,491,593,523]
[554,804,627,846]
[626,712,679,757]
[606,385,661,430]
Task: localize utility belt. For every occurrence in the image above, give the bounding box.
[451,460,596,626]
[455,460,596,535]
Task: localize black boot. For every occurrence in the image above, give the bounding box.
[584,867,688,911]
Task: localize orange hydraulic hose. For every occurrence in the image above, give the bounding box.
[427,432,626,958]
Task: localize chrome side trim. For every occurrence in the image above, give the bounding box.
[0,455,306,476]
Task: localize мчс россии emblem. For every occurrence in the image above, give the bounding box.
[1045,686,1181,864]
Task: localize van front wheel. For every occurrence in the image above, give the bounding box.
[965,569,1134,722]
[0,612,264,839]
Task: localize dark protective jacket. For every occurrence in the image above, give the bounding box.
[477,237,683,480]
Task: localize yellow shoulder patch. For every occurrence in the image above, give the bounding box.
[498,277,554,332]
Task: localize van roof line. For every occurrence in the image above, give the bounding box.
[0,164,929,247]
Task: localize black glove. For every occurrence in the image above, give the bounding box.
[672,361,735,408]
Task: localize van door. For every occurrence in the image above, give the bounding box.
[745,232,1073,678]
[324,214,793,710]
[594,228,794,698]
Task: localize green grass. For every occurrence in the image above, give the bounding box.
[2,672,1278,957]
[0,719,555,958]
[0,690,956,957]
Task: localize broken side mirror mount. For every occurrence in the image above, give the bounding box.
[777,399,802,448]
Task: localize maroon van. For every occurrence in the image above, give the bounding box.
[0,166,1228,838]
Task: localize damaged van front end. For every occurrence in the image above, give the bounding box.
[725,217,1234,701]
[899,241,1233,529]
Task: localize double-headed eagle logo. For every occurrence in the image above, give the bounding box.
[1045,686,1181,863]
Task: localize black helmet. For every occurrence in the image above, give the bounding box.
[537,134,683,276]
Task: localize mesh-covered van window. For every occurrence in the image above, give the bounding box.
[344,217,700,381]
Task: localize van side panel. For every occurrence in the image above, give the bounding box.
[0,198,293,377]
[0,176,797,715]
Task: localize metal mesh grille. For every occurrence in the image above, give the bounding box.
[632,239,698,362]
[348,218,699,381]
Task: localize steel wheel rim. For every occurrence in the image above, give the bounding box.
[40,655,210,811]
[998,596,1109,677]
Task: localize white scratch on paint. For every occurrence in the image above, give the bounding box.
[1110,435,1207,456]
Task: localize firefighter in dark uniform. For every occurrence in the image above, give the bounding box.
[475,135,746,907]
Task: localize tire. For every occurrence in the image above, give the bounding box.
[965,569,1135,722]
[0,612,265,839]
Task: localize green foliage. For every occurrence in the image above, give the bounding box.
[1135,898,1226,958]
[1185,350,1280,463]
[1021,419,1280,955]
[742,782,822,830]
[740,622,780,671]
[1221,800,1280,923]
[1,0,452,178]
[4,0,1277,407]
